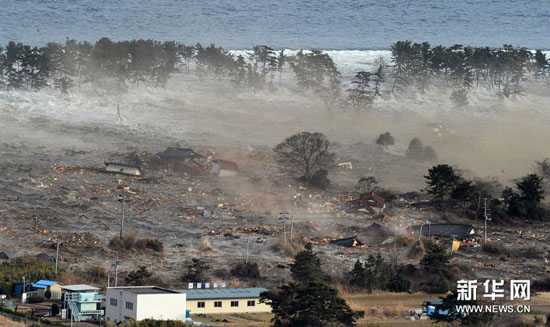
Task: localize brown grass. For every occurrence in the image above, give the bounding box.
[0,315,25,327]
[269,235,305,257]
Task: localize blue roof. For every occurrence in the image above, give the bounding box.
[177,288,268,300]
[32,280,58,288]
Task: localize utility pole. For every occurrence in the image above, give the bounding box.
[107,271,110,288]
[245,232,250,265]
[419,223,423,240]
[119,195,125,239]
[55,239,61,276]
[112,252,120,287]
[484,197,488,245]
[289,215,294,243]
[283,221,287,245]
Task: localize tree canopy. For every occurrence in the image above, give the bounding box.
[273,132,335,181]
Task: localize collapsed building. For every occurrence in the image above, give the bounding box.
[407,223,475,240]
[156,147,239,177]
[345,191,386,215]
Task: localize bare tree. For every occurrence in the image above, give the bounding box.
[273,132,335,180]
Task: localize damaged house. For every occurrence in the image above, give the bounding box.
[157,147,207,176]
[345,191,386,215]
[407,223,474,240]
[156,147,240,177]
[330,236,364,247]
[208,159,240,177]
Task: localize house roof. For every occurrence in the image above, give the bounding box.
[330,236,364,247]
[32,280,58,288]
[408,224,474,239]
[359,192,385,208]
[177,288,268,300]
[0,252,20,259]
[157,148,202,159]
[62,285,100,292]
[109,286,180,295]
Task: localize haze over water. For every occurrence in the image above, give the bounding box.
[1,0,549,50]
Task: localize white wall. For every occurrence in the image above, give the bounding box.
[105,288,186,324]
[136,293,187,321]
[105,288,138,324]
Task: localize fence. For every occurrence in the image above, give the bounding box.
[0,309,61,326]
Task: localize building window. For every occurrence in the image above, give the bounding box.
[197,302,205,308]
[110,298,117,306]
[214,301,222,308]
[231,301,239,307]
[247,300,255,307]
[125,302,133,310]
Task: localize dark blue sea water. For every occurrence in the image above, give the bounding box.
[1,0,549,50]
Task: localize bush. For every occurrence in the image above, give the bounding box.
[422,278,449,294]
[83,265,108,283]
[387,275,411,292]
[0,258,58,295]
[306,169,330,189]
[231,261,260,279]
[482,242,505,255]
[376,132,395,146]
[110,234,163,252]
[533,278,550,292]
[406,137,437,162]
[51,303,60,316]
[451,88,469,107]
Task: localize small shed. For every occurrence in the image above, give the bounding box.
[105,162,143,176]
[31,280,62,300]
[0,251,20,262]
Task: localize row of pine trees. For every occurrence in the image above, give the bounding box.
[0,38,548,108]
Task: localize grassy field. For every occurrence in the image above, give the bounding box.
[191,291,550,327]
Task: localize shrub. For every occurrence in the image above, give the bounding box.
[0,258,57,295]
[482,242,505,255]
[307,169,330,189]
[406,137,437,162]
[376,132,395,146]
[387,275,411,292]
[406,137,424,161]
[532,278,550,292]
[84,265,108,283]
[51,303,60,316]
[231,261,260,279]
[110,234,163,252]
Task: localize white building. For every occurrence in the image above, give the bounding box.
[105,287,186,324]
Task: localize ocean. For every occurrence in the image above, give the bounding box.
[0,0,549,76]
[1,0,549,50]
